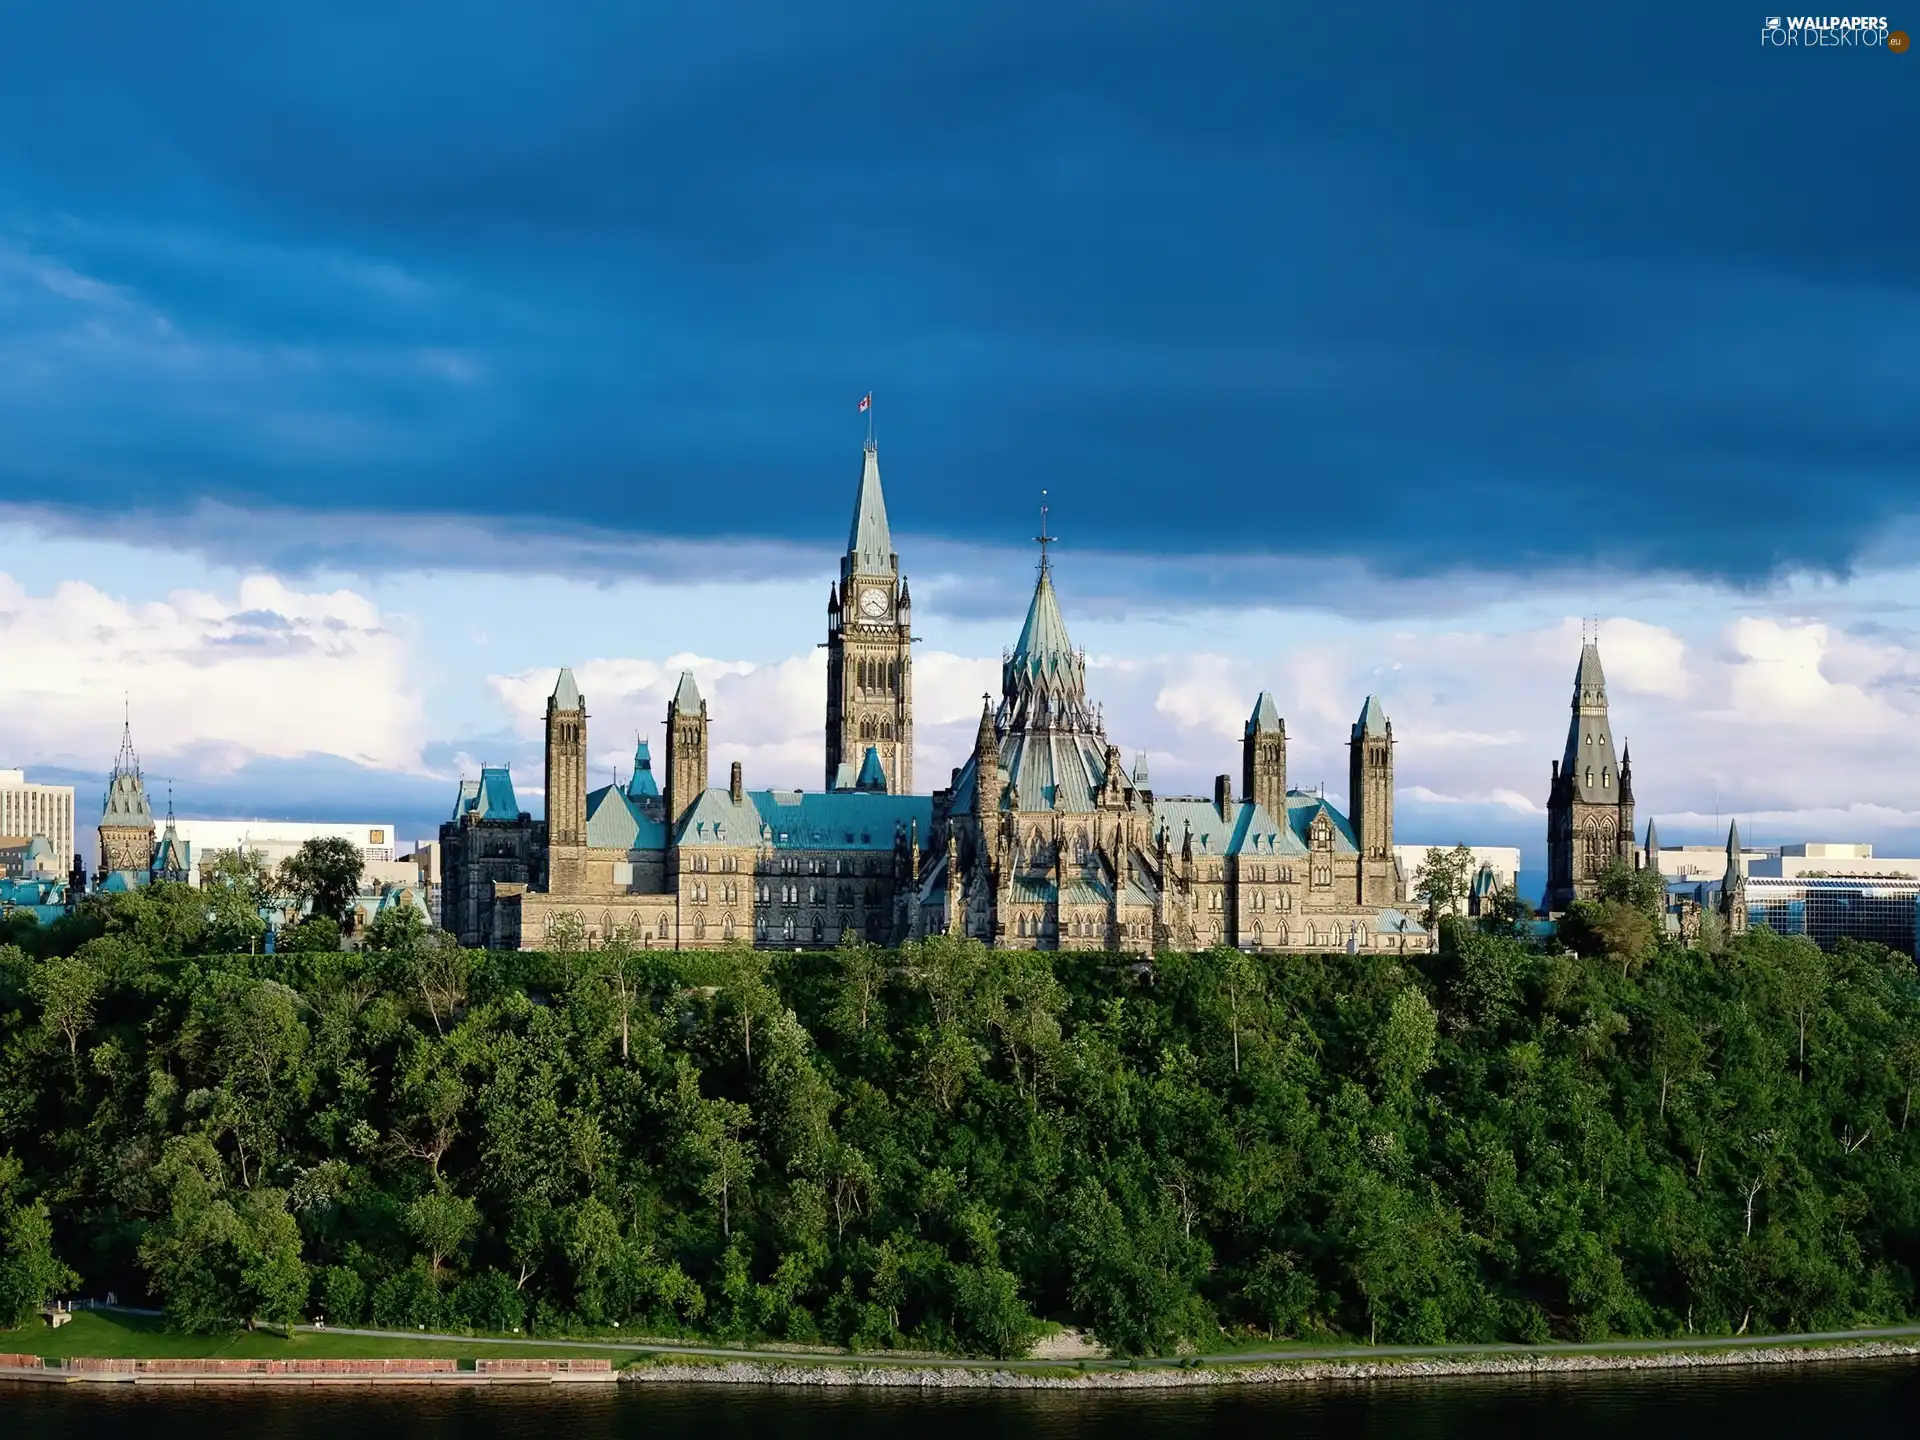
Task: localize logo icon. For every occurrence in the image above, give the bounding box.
[1766,15,1781,26]
[1891,27,1911,49]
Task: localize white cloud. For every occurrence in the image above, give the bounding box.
[0,570,425,775]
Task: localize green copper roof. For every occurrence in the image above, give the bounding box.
[854,746,888,791]
[452,766,521,822]
[1247,692,1283,736]
[1353,695,1389,739]
[1011,565,1076,673]
[846,442,894,576]
[587,784,668,850]
[626,739,660,800]
[672,670,703,712]
[552,667,582,710]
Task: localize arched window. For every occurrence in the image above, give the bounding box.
[783,916,796,941]
[723,914,735,940]
[880,720,893,740]
[1602,767,1611,789]
[756,915,767,940]
[1585,767,1594,788]
[657,916,670,941]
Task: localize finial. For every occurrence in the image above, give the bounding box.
[1036,490,1056,574]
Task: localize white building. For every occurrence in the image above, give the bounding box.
[171,819,401,887]
[0,769,75,869]
[1654,840,1920,883]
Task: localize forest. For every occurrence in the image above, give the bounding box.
[3,860,1920,1358]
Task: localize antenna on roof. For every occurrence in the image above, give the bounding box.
[1036,490,1056,575]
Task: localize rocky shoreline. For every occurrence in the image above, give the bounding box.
[622,1341,1920,1389]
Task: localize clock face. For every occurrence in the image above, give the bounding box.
[859,586,889,619]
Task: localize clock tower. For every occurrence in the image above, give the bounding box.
[825,440,914,793]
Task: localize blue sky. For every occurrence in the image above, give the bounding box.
[2,2,1917,884]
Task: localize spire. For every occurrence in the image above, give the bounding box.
[112,700,140,782]
[672,670,703,713]
[551,667,583,710]
[1573,640,1608,711]
[1352,695,1389,740]
[1644,816,1660,856]
[1247,691,1283,738]
[1727,817,1741,857]
[1559,636,1619,803]
[846,441,895,577]
[975,693,996,754]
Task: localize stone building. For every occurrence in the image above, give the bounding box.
[97,719,156,878]
[444,438,1425,954]
[1543,639,1638,913]
[909,540,1421,953]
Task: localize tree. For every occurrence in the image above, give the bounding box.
[0,1155,77,1327]
[280,914,342,954]
[279,838,364,927]
[201,849,274,952]
[1592,899,1656,981]
[406,1188,480,1276]
[28,954,100,1068]
[363,903,428,954]
[1371,985,1438,1102]
[1412,845,1477,928]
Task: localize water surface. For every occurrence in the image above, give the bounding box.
[6,1363,1920,1438]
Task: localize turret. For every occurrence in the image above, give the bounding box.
[665,670,710,831]
[1243,692,1287,815]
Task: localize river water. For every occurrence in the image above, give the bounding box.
[6,1364,1920,1439]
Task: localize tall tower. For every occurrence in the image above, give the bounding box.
[1348,696,1395,905]
[1544,638,1637,913]
[1243,692,1287,816]
[545,668,587,893]
[825,441,914,793]
[665,670,710,830]
[1719,819,1748,935]
[97,714,156,877]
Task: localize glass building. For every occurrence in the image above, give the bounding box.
[1743,876,1920,957]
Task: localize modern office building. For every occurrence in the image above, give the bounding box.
[169,819,400,886]
[0,769,76,873]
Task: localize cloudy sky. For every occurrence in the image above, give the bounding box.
[2,2,1916,891]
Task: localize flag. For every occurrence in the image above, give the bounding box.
[858,393,871,413]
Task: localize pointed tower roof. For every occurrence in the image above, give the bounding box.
[975,694,996,753]
[1727,817,1741,855]
[671,670,703,712]
[846,442,894,576]
[1011,565,1076,672]
[1352,695,1390,740]
[1644,816,1660,854]
[1573,640,1607,708]
[626,739,659,800]
[551,667,582,710]
[1246,692,1283,737]
[854,745,889,792]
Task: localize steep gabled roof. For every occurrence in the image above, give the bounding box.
[551,667,582,710]
[1247,692,1283,737]
[1353,695,1390,740]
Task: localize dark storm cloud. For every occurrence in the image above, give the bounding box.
[0,0,1912,587]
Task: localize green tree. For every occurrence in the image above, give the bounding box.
[279,838,364,927]
[28,954,100,1066]
[1412,845,1478,928]
[0,1155,78,1327]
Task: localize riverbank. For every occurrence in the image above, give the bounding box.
[623,1339,1920,1388]
[7,1335,1920,1390]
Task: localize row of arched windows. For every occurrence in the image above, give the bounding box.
[855,658,902,695]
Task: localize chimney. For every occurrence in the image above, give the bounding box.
[729,761,743,805]
[1215,773,1233,819]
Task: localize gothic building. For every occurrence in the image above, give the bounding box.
[909,541,1419,953]
[93,716,191,890]
[442,438,1426,954]
[1543,639,1638,913]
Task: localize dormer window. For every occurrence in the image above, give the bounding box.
[1602,767,1611,789]
[1585,767,1594,788]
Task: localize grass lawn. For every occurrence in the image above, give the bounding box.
[11,1310,665,1365]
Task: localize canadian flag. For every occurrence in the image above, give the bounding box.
[858,393,871,413]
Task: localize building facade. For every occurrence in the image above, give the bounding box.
[442,440,1426,954]
[1543,640,1638,913]
[0,769,75,874]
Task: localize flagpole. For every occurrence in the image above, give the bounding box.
[866,391,875,448]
